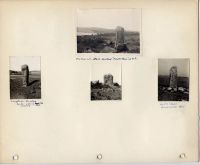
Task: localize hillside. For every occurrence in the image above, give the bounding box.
[77,27,115,34]
[77,27,138,34]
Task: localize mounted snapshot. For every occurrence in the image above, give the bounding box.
[158,58,189,101]
[77,9,141,54]
[9,56,41,99]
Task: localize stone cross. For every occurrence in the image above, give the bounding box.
[169,66,177,89]
[21,64,29,87]
[104,74,113,86]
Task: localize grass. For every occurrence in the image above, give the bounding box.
[77,32,140,53]
[158,75,189,101]
[10,73,41,99]
[91,82,121,100]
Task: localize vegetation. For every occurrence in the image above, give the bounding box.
[91,81,121,100]
[77,32,140,53]
[10,72,41,99]
[158,75,189,101]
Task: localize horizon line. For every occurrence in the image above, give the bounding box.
[77,26,139,32]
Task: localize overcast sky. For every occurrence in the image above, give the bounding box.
[77,9,141,31]
[91,63,121,85]
[158,59,189,77]
[10,56,41,71]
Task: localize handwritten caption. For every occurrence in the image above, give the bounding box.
[11,100,43,107]
[160,102,185,109]
[76,57,137,61]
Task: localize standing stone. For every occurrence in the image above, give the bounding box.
[169,66,177,89]
[115,26,125,47]
[115,26,128,52]
[21,64,29,87]
[104,74,113,86]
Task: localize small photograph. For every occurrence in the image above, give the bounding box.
[158,59,189,101]
[10,56,41,99]
[77,9,141,53]
[91,63,122,100]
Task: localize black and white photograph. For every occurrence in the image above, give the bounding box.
[77,9,141,53]
[10,56,41,99]
[91,64,122,100]
[158,59,189,101]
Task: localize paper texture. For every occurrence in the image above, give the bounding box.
[0,0,198,163]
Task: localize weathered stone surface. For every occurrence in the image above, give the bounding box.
[21,64,29,87]
[115,26,124,45]
[104,74,113,86]
[178,87,184,92]
[167,87,172,91]
[169,66,177,89]
[115,26,128,52]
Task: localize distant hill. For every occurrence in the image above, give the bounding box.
[10,70,22,75]
[77,27,138,35]
[77,27,114,34]
[158,75,189,88]
[29,71,40,75]
[10,70,40,75]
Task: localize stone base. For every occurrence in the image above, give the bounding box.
[167,87,177,92]
[115,44,128,52]
[22,78,29,87]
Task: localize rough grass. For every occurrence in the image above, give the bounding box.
[158,75,189,101]
[91,83,121,100]
[10,74,41,99]
[158,76,189,88]
[77,32,140,53]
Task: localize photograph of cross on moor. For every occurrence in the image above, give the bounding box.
[91,64,121,100]
[77,9,141,53]
[158,59,189,101]
[10,57,41,99]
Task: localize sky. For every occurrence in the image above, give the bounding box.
[158,59,189,77]
[10,56,41,71]
[91,63,121,85]
[77,9,141,31]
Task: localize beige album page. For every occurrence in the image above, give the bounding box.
[0,0,198,163]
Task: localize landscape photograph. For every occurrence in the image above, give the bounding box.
[91,64,122,100]
[158,59,189,101]
[10,56,41,99]
[77,9,141,53]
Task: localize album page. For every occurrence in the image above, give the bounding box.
[0,0,198,163]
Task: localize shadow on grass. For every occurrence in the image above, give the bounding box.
[28,80,39,86]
